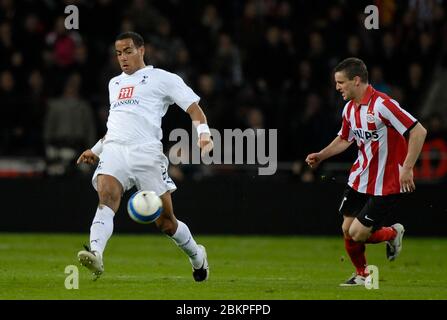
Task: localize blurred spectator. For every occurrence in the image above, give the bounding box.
[345,35,367,61]
[415,32,437,73]
[200,4,222,39]
[389,86,406,108]
[254,26,293,92]
[409,0,437,29]
[307,31,331,85]
[8,50,25,91]
[19,13,45,70]
[44,16,81,68]
[0,0,16,22]
[292,93,334,158]
[404,63,425,114]
[195,73,226,130]
[98,45,121,98]
[245,108,265,131]
[148,18,184,69]
[213,33,243,90]
[172,46,195,84]
[119,16,135,33]
[43,73,96,176]
[125,0,163,35]
[290,60,316,105]
[377,31,403,85]
[0,70,26,155]
[88,0,122,45]
[424,112,447,141]
[274,1,294,29]
[325,5,349,59]
[377,0,397,28]
[190,4,223,72]
[44,15,82,96]
[72,43,96,98]
[370,65,391,95]
[22,69,47,155]
[0,21,14,70]
[236,0,265,60]
[290,92,342,182]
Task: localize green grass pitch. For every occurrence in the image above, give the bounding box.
[0,233,446,300]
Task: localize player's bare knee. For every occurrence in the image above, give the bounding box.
[350,231,368,243]
[342,228,350,239]
[349,229,359,242]
[97,186,121,211]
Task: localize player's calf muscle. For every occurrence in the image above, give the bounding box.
[155,215,177,235]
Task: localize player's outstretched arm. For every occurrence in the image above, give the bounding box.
[400,122,427,192]
[306,136,353,169]
[186,102,213,156]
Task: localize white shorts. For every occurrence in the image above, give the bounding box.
[92,142,176,196]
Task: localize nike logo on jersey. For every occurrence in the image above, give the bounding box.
[364,215,374,222]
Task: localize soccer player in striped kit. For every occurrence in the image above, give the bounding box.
[305,58,427,286]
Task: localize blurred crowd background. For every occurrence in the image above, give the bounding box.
[1,0,446,180]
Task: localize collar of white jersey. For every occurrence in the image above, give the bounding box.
[121,65,154,77]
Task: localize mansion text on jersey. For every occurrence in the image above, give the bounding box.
[111,99,140,109]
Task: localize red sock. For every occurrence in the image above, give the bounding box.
[344,238,367,276]
[365,227,397,244]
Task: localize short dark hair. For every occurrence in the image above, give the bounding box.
[334,57,368,83]
[116,31,144,48]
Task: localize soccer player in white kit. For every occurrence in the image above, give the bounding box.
[76,32,213,281]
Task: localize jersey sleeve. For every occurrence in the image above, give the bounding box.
[161,71,200,111]
[108,80,113,104]
[377,99,418,136]
[108,78,118,105]
[337,103,354,142]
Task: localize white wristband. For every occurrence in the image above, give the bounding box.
[91,139,103,156]
[197,123,210,136]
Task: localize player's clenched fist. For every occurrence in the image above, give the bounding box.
[76,149,99,165]
[305,153,322,169]
[198,133,214,156]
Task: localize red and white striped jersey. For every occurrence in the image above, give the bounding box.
[338,85,417,196]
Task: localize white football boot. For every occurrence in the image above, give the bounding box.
[78,245,104,280]
[386,223,405,261]
[192,244,209,282]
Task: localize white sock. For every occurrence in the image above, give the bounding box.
[170,220,204,268]
[89,205,115,258]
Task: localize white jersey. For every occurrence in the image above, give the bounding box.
[105,65,200,146]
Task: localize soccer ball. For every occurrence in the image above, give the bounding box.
[127,190,163,224]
